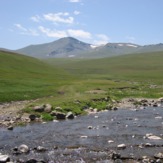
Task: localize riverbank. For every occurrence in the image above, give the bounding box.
[0,97,163,129]
[0,103,163,163]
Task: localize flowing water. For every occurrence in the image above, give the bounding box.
[0,106,163,162]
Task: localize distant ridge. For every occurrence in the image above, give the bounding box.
[10,37,163,58]
[15,37,91,58]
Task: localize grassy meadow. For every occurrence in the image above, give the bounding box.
[0,50,72,102]
[0,50,163,117]
[44,51,163,99]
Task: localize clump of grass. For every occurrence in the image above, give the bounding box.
[41,113,54,121]
[23,107,33,113]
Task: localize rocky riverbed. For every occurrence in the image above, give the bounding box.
[0,99,163,162]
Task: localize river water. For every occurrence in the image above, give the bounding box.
[0,106,163,162]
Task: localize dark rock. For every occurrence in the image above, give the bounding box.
[12,147,22,155]
[33,105,44,112]
[111,152,121,160]
[112,107,118,111]
[50,111,66,120]
[26,159,37,163]
[13,147,18,151]
[53,146,58,150]
[66,112,75,119]
[7,126,13,130]
[144,143,153,147]
[56,112,66,120]
[143,103,148,107]
[153,103,158,107]
[29,114,36,121]
[87,126,93,129]
[50,111,57,116]
[140,99,148,103]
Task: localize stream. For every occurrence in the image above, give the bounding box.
[0,106,163,162]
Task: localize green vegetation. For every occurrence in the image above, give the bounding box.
[41,113,54,121]
[1,50,163,118]
[0,50,72,102]
[45,51,163,83]
[44,51,163,99]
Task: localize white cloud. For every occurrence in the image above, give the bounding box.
[67,29,91,39]
[14,24,27,32]
[93,34,110,45]
[39,26,91,39]
[39,26,67,38]
[30,15,41,22]
[14,24,39,36]
[69,0,80,2]
[74,10,80,15]
[43,12,74,24]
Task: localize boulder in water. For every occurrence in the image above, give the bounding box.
[18,144,29,153]
[0,154,10,162]
[66,112,75,119]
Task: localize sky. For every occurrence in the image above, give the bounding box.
[0,0,163,50]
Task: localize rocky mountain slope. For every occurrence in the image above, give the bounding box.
[12,37,163,58]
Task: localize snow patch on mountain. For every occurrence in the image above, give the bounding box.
[118,44,124,46]
[90,44,106,49]
[127,44,138,48]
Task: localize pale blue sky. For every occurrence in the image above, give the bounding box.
[0,0,163,49]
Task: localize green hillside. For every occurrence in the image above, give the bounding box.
[45,51,163,83]
[1,50,163,104]
[44,51,163,99]
[0,50,71,102]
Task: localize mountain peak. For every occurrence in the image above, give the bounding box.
[15,37,163,58]
[16,37,91,58]
[56,37,89,45]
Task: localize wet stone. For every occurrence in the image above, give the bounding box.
[156,159,162,163]
[29,114,36,121]
[154,152,163,159]
[144,143,153,147]
[87,126,93,129]
[111,152,121,160]
[0,154,10,163]
[33,105,44,112]
[26,159,37,163]
[18,144,29,153]
[117,144,126,149]
[108,140,114,143]
[147,135,162,140]
[50,111,66,120]
[66,112,75,119]
[36,146,46,152]
[7,126,13,130]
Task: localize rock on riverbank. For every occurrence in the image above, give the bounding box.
[0,98,163,128]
